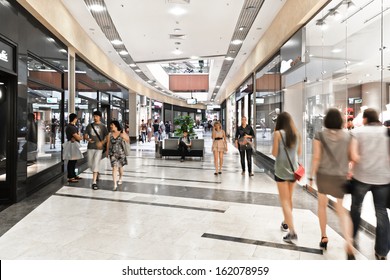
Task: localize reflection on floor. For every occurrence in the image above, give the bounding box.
[0,134,383,260]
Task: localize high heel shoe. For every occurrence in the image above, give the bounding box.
[347,253,356,260]
[319,236,328,250]
[113,184,117,191]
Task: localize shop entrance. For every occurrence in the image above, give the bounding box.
[0,71,14,202]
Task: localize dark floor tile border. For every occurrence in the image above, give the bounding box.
[142,164,245,173]
[84,171,222,184]
[201,233,323,255]
[54,193,226,213]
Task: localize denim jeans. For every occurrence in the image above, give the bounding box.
[350,178,390,256]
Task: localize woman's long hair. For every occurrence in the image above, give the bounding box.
[275,111,297,148]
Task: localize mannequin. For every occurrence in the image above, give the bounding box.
[353,105,368,128]
[379,104,390,124]
[269,108,280,123]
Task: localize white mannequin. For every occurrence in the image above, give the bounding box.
[270,108,280,123]
[379,104,390,123]
[353,105,368,127]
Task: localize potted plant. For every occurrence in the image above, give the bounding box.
[173,115,195,137]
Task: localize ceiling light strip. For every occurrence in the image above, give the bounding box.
[84,0,168,95]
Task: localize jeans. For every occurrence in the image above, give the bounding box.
[141,131,146,143]
[239,148,252,173]
[350,178,390,256]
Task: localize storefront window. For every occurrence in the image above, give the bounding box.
[300,0,389,183]
[235,76,254,136]
[255,55,282,157]
[25,81,62,177]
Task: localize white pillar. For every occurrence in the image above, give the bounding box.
[67,47,76,114]
[128,91,137,141]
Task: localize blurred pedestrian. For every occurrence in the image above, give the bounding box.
[349,108,390,260]
[308,108,355,259]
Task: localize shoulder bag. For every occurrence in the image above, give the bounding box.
[279,131,305,181]
[318,132,352,194]
[121,136,131,156]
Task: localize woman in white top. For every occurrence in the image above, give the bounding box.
[212,121,227,175]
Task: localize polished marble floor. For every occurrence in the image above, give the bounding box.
[0,134,383,260]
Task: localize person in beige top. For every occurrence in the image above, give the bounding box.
[308,108,355,259]
[212,121,227,175]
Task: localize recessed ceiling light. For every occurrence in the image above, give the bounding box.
[174,28,181,32]
[239,26,246,31]
[172,49,182,55]
[225,57,234,61]
[231,40,243,45]
[111,39,123,45]
[216,85,220,88]
[119,50,128,56]
[331,48,342,53]
[59,49,67,53]
[47,38,55,42]
[135,69,142,72]
[89,4,105,12]
[190,56,199,59]
[170,7,187,16]
[129,63,137,68]
[147,80,153,83]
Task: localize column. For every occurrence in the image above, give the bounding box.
[128,91,137,142]
[67,47,76,114]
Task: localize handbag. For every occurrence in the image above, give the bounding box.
[122,138,131,156]
[318,132,351,193]
[62,141,83,160]
[238,137,252,150]
[279,131,305,181]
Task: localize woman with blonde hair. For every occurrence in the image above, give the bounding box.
[212,121,227,175]
[272,111,301,243]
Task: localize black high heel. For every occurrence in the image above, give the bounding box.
[347,253,356,260]
[319,237,328,250]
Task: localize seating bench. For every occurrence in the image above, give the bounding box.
[160,139,204,160]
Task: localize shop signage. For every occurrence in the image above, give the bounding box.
[0,40,15,72]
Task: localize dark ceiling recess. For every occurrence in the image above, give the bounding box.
[212,0,265,101]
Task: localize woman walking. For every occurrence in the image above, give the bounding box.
[272,112,301,243]
[105,120,130,191]
[235,116,255,176]
[308,108,355,259]
[212,121,227,175]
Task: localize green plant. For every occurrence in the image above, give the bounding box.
[173,115,195,136]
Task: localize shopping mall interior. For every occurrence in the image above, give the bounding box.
[0,0,389,262]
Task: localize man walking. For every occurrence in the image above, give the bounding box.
[84,111,109,190]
